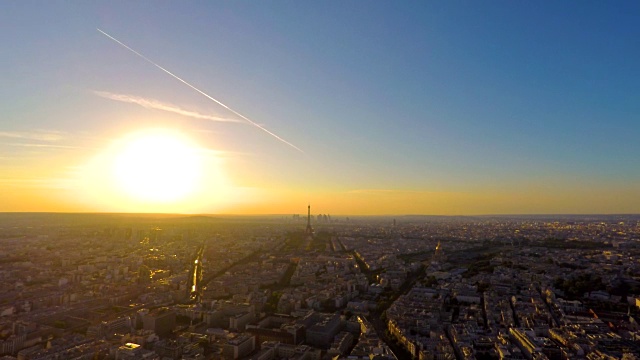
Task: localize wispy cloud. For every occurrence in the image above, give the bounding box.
[0,130,65,142]
[0,178,73,189]
[346,189,421,194]
[97,29,303,153]
[6,143,84,149]
[94,91,243,123]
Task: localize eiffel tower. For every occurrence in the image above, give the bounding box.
[305,204,314,235]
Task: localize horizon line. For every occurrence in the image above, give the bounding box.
[0,211,639,217]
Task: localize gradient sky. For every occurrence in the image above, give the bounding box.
[1,1,639,215]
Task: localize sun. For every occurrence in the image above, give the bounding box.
[112,129,203,203]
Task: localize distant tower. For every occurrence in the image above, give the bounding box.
[434,240,442,261]
[305,204,314,235]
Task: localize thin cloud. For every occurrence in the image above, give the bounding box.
[0,130,65,142]
[346,189,448,195]
[94,91,243,123]
[347,189,411,194]
[6,143,84,149]
[0,178,73,189]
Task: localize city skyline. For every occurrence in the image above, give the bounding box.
[2,2,639,215]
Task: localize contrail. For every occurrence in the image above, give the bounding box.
[96,28,303,153]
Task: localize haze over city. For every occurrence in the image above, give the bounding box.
[2,2,639,214]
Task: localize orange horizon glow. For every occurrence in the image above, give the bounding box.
[3,176,638,216]
[1,127,639,216]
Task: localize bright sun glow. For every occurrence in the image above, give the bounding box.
[112,130,203,202]
[78,127,235,213]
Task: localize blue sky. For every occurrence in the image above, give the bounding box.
[1,1,639,214]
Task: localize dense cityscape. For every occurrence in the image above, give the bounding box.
[1,211,640,360]
[3,2,640,360]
